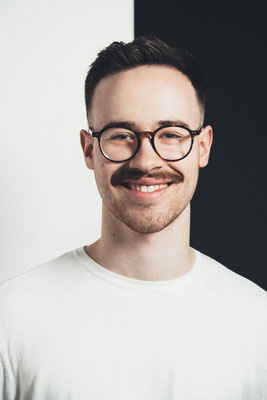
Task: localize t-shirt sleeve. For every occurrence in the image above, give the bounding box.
[0,343,16,400]
[256,316,267,399]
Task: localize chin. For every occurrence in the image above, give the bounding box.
[112,207,186,234]
[102,185,194,234]
[124,221,172,234]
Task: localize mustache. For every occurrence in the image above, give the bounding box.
[111,166,184,187]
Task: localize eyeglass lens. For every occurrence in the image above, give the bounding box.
[100,126,192,161]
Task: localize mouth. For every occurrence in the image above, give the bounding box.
[120,182,173,193]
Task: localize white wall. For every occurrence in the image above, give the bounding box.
[0,0,133,282]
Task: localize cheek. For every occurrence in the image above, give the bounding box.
[171,152,199,181]
[184,162,199,187]
[93,156,106,192]
[182,146,200,176]
[93,161,116,195]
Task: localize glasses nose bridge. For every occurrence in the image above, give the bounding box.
[134,130,159,160]
[138,130,154,141]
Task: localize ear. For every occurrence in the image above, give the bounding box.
[80,129,94,170]
[199,125,213,168]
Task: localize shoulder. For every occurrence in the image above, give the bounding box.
[195,248,267,316]
[0,248,83,315]
[197,249,266,291]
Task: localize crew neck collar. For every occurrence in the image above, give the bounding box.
[74,246,202,290]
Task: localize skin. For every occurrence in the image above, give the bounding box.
[80,65,213,281]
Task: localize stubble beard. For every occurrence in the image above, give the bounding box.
[103,183,195,234]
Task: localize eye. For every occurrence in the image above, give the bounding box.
[158,132,185,140]
[159,132,182,139]
[157,126,190,140]
[111,133,135,141]
[102,128,136,142]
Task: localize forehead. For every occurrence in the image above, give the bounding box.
[90,65,201,129]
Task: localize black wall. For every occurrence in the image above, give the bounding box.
[135,0,267,289]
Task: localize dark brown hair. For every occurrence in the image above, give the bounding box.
[85,36,206,119]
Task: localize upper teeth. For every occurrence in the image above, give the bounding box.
[129,184,168,192]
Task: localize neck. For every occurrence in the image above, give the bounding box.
[85,204,195,281]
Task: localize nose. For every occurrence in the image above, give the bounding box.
[128,133,165,172]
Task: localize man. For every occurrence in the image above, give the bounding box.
[0,36,267,399]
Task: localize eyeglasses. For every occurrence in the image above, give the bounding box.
[88,124,203,163]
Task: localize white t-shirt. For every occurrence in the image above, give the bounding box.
[0,247,267,399]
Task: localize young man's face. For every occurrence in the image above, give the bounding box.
[81,65,212,233]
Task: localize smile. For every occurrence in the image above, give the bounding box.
[120,181,173,199]
[124,183,169,192]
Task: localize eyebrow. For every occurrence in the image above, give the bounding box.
[157,120,191,129]
[90,119,192,132]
